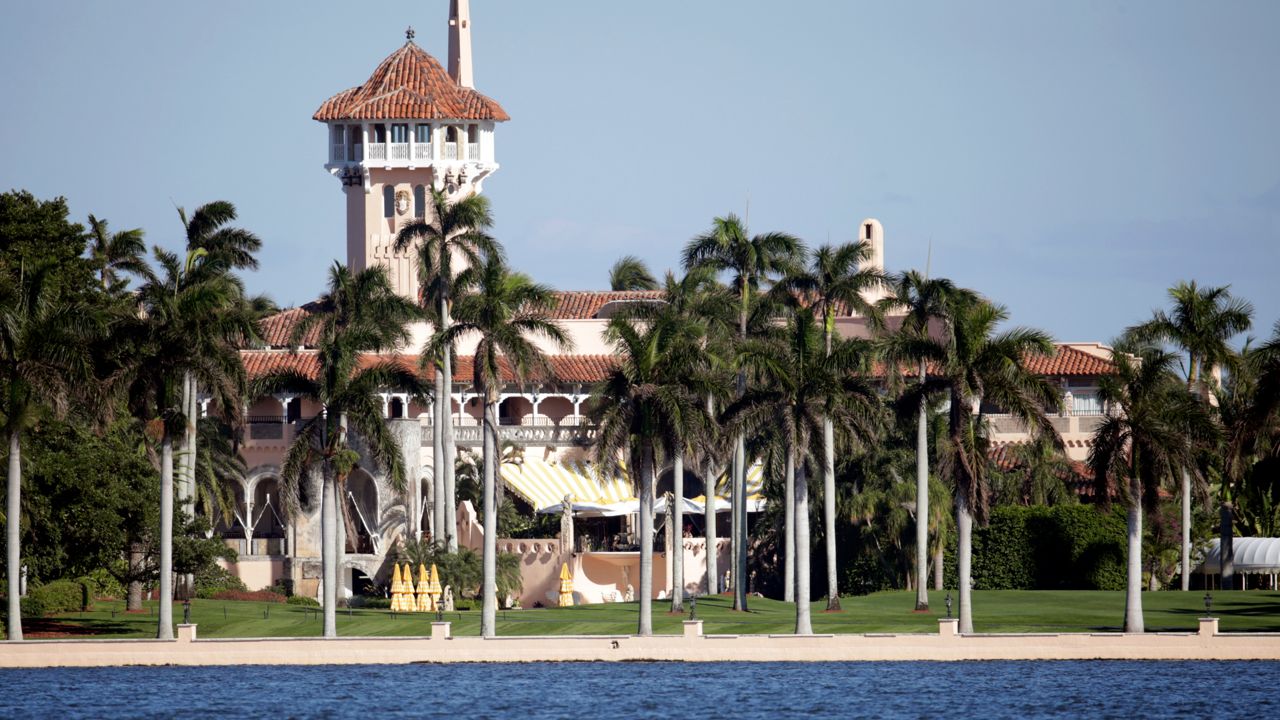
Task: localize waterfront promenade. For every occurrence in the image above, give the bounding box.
[3,619,1280,667]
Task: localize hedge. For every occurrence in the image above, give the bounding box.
[945,505,1126,591]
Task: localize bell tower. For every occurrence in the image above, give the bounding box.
[313,7,509,299]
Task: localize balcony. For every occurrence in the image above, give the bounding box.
[390,142,409,161]
[467,142,480,160]
[442,143,459,160]
[413,143,432,161]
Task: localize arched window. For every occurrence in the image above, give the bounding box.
[413,185,426,218]
[389,397,405,419]
[383,185,394,218]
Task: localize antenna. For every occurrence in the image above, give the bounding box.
[744,193,750,228]
[925,237,933,280]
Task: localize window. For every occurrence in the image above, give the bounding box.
[391,123,408,143]
[383,185,394,218]
[415,124,432,144]
[864,223,873,240]
[413,185,426,218]
[1072,392,1103,416]
[445,125,459,143]
[372,124,387,143]
[389,398,404,419]
[331,125,345,144]
[285,398,301,423]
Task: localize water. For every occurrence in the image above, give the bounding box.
[1,661,1274,719]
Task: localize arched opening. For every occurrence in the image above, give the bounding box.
[389,396,405,419]
[251,477,287,555]
[213,484,247,552]
[344,470,379,554]
[413,185,426,219]
[382,185,395,219]
[498,396,530,426]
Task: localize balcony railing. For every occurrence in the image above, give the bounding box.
[331,144,345,162]
[390,142,409,160]
[413,143,432,160]
[467,142,480,160]
[424,423,597,448]
[368,143,387,160]
[442,143,459,160]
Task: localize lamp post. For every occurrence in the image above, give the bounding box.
[182,598,191,625]
[1204,591,1213,617]
[945,591,953,619]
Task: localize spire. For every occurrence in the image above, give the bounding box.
[448,0,474,88]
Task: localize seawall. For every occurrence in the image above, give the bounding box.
[2,619,1278,667]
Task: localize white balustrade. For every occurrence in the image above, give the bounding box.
[467,143,480,161]
[442,143,459,160]
[390,143,409,160]
[331,144,345,162]
[414,143,432,160]
[368,143,387,160]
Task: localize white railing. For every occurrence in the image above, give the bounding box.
[425,423,597,447]
[442,143,459,160]
[368,143,387,160]
[467,142,480,160]
[413,143,432,160]
[390,143,409,160]
[331,144,345,162]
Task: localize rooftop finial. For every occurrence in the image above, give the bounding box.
[406,26,415,42]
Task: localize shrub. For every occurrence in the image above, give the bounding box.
[194,565,248,599]
[18,594,49,619]
[350,596,391,609]
[211,589,286,603]
[286,595,320,607]
[945,505,1127,590]
[77,569,124,601]
[28,579,87,615]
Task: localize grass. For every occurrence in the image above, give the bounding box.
[14,590,1280,639]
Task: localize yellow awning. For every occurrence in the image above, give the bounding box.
[501,460,635,512]
[711,463,765,499]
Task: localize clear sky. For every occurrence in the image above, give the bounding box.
[2,1,1277,344]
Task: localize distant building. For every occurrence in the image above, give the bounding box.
[226,3,1119,606]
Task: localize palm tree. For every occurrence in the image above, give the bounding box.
[729,309,881,632]
[1127,281,1253,590]
[86,215,146,292]
[395,189,499,551]
[1218,325,1280,542]
[774,241,885,611]
[879,271,977,611]
[252,263,425,637]
[683,213,803,610]
[434,257,570,637]
[1090,344,1214,632]
[125,247,257,638]
[166,202,262,599]
[0,265,98,641]
[608,255,659,291]
[899,297,1061,633]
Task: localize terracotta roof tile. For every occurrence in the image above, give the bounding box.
[547,291,665,320]
[242,351,616,385]
[314,42,509,122]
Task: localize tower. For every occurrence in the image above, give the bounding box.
[858,218,890,305]
[313,11,508,299]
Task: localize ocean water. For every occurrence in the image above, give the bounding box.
[1,661,1274,719]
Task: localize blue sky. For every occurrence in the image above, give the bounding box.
[2,1,1277,344]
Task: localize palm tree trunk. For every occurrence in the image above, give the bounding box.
[670,452,684,613]
[733,433,748,610]
[703,456,719,595]
[1180,468,1191,591]
[157,432,175,640]
[7,430,23,641]
[441,299,458,551]
[321,466,338,637]
[638,443,655,636]
[794,451,813,635]
[1220,502,1235,591]
[784,446,795,604]
[127,544,145,612]
[956,493,973,634]
[1124,482,1145,633]
[933,543,944,590]
[432,368,445,543]
[183,373,198,598]
[822,416,840,611]
[480,399,500,637]
[915,366,930,611]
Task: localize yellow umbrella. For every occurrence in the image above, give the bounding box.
[390,563,404,612]
[402,563,419,612]
[429,563,443,610]
[416,563,433,612]
[557,562,574,607]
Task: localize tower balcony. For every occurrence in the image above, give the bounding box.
[325,121,494,171]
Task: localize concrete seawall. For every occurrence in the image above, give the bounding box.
[3,619,1279,668]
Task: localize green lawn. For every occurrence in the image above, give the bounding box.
[16,590,1280,639]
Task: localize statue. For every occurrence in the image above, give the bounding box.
[442,585,455,612]
[624,583,635,602]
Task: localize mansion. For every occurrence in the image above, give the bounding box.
[223,2,1119,607]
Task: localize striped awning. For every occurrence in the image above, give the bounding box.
[501,460,634,512]
[712,463,765,499]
